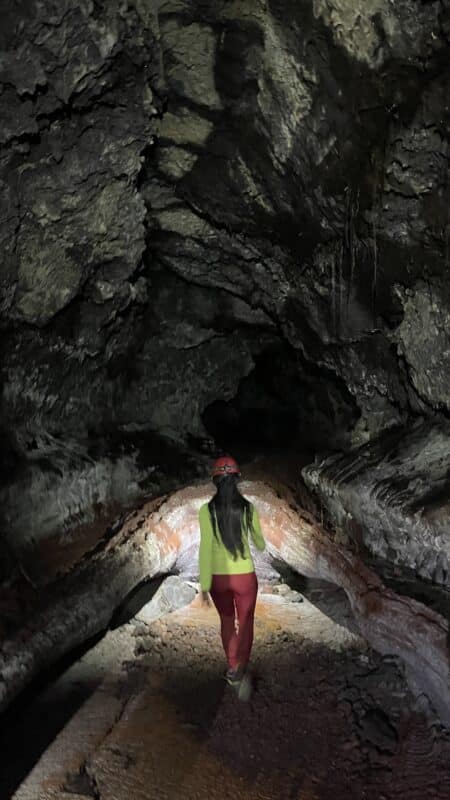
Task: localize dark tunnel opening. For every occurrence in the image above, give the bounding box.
[201,343,360,457]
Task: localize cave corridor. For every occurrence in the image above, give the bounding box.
[0,1,449,799]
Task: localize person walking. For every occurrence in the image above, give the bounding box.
[198,455,266,699]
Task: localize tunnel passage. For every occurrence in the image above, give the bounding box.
[140,480,450,723]
[3,476,450,800]
[1,478,449,731]
[1,0,448,580]
[0,1,448,795]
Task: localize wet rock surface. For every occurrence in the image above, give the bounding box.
[7,585,450,800]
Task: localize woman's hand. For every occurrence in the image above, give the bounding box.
[201,591,211,607]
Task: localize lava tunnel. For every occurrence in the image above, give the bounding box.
[2,476,450,798]
[0,0,450,798]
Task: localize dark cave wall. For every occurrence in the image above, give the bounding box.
[303,418,450,587]
[0,0,449,576]
[146,0,449,450]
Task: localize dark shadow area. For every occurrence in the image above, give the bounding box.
[200,644,402,786]
[136,615,448,800]
[162,671,227,738]
[366,554,450,621]
[110,574,169,629]
[202,344,358,457]
[271,558,362,637]
[0,629,106,799]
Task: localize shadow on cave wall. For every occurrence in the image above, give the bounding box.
[147,0,448,471]
[167,0,447,288]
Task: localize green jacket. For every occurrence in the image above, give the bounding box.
[198,501,266,592]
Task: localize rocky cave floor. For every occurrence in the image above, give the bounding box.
[4,580,450,800]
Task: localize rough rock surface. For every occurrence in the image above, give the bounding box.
[135,574,196,625]
[303,419,450,585]
[0,0,448,570]
[7,589,450,800]
[6,625,135,800]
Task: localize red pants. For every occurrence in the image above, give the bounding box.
[210,572,258,669]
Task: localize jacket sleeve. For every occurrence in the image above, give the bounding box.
[199,506,213,592]
[250,504,266,551]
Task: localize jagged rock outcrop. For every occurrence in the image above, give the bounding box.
[0,0,448,577]
[303,419,450,585]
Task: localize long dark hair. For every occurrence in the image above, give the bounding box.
[208,474,253,559]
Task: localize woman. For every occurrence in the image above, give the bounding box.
[198,455,266,697]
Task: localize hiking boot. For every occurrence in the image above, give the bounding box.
[224,666,253,701]
[224,666,243,687]
[237,671,253,702]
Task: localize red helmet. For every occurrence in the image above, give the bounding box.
[211,455,240,478]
